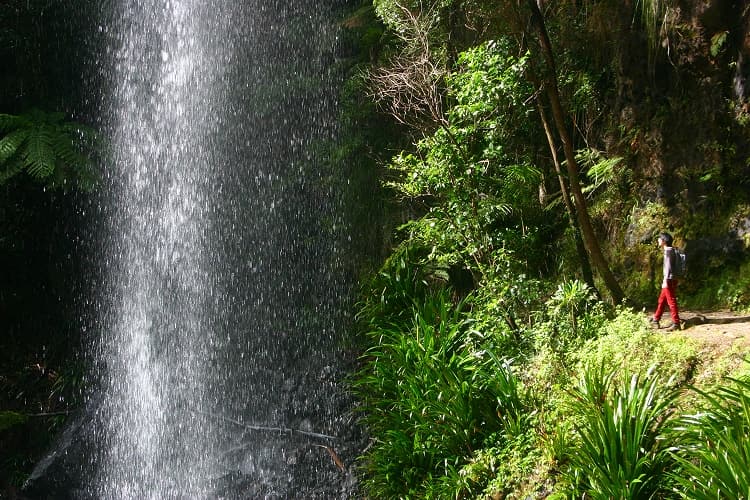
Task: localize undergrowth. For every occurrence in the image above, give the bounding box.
[353,274,750,498]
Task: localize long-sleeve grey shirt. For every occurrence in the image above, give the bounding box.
[663,246,674,284]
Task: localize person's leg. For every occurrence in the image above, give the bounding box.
[654,287,668,321]
[665,279,680,324]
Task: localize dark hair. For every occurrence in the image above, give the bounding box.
[658,232,673,246]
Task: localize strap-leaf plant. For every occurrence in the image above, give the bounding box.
[0,109,97,189]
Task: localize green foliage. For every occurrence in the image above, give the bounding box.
[468,252,546,357]
[449,41,533,123]
[578,148,626,196]
[575,307,698,383]
[0,411,27,432]
[354,285,527,498]
[530,280,607,364]
[373,0,456,32]
[457,432,541,498]
[561,364,681,499]
[634,0,671,71]
[709,31,728,58]
[672,374,750,499]
[385,40,547,281]
[684,260,750,312]
[355,245,435,330]
[354,0,750,497]
[0,109,97,189]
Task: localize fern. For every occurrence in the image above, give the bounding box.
[0,109,98,189]
[577,148,625,195]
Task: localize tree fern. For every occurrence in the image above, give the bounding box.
[0,109,97,189]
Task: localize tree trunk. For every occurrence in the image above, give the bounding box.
[526,0,624,304]
[535,98,598,293]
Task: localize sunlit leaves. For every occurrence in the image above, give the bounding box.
[354,287,527,498]
[384,40,543,277]
[563,364,681,499]
[449,41,531,121]
[577,147,626,196]
[671,375,750,499]
[373,0,456,32]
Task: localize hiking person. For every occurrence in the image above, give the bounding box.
[650,232,681,331]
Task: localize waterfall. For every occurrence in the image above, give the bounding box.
[26,1,361,498]
[93,1,222,496]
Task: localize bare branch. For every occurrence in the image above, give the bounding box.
[368,1,448,130]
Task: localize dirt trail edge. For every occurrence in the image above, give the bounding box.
[675,310,750,352]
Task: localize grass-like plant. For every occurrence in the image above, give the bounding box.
[354,286,526,498]
[671,375,750,499]
[562,363,680,499]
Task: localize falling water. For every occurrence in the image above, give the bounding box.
[93,1,223,496]
[26,1,360,498]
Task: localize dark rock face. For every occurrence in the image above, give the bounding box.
[23,363,366,499]
[732,217,750,240]
[624,222,656,248]
[23,407,97,500]
[684,236,747,275]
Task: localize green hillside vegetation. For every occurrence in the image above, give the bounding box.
[340,0,750,497]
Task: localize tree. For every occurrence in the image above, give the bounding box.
[369,1,449,130]
[369,0,625,303]
[524,0,624,304]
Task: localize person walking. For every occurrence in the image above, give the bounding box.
[650,232,681,331]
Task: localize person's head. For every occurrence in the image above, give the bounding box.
[657,232,673,247]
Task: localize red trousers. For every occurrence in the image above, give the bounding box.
[654,279,680,324]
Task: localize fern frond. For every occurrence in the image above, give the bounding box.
[0,113,27,133]
[22,127,56,179]
[505,163,542,185]
[50,134,79,165]
[0,109,98,188]
[0,129,29,163]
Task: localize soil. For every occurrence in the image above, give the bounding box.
[658,310,750,378]
[677,310,750,350]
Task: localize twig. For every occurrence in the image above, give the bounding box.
[192,410,338,441]
[311,444,346,473]
[27,410,75,418]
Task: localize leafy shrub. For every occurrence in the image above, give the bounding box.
[380,39,550,283]
[671,374,750,499]
[574,307,698,384]
[354,286,527,498]
[561,364,681,499]
[355,244,435,332]
[533,279,606,357]
[457,432,541,499]
[468,249,546,358]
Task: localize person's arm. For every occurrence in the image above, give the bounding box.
[663,247,672,287]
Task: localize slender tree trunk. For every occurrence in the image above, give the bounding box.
[535,99,597,293]
[526,0,624,304]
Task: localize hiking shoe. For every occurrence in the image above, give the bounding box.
[649,318,660,329]
[664,322,680,332]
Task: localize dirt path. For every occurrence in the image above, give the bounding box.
[678,310,750,350]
